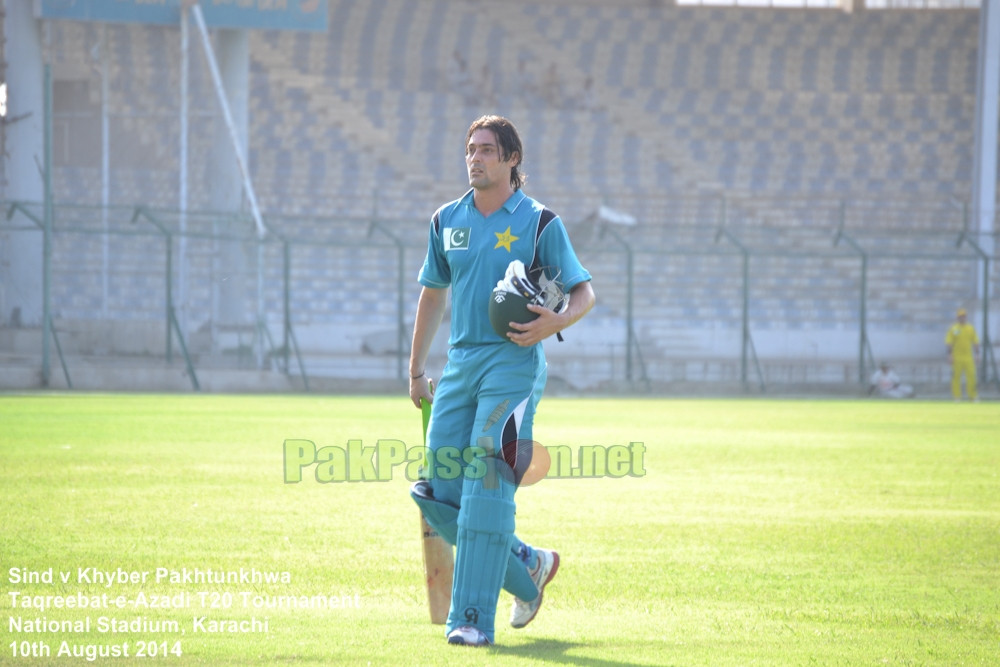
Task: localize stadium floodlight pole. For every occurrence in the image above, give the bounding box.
[191,4,269,368]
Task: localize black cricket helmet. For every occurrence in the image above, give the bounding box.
[488,260,567,340]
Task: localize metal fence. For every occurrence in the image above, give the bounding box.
[1,197,998,393]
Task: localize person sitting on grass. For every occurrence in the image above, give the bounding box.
[869,362,915,399]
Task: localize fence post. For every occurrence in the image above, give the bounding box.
[602,227,634,383]
[131,207,199,390]
[984,255,996,387]
[740,248,749,385]
[283,240,291,373]
[833,203,872,385]
[981,255,991,385]
[166,230,174,363]
[276,237,309,390]
[714,225,764,392]
[368,221,406,381]
[953,235,997,388]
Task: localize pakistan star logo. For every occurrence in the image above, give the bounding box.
[494,226,519,252]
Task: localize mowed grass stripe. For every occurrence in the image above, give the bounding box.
[1,394,997,666]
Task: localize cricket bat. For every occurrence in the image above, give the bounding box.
[419,389,452,625]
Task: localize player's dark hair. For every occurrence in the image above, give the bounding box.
[466,115,525,190]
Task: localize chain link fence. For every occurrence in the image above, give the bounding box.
[1,196,997,394]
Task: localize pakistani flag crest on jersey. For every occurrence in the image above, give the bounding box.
[444,227,471,251]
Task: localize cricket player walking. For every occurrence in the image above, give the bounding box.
[408,115,595,646]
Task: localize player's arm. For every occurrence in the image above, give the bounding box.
[409,286,448,408]
[509,280,595,347]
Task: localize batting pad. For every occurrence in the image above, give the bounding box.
[447,494,516,642]
[410,482,539,601]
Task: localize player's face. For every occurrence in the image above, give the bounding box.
[466,129,512,192]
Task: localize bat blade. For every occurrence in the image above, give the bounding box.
[419,392,452,625]
[420,512,453,624]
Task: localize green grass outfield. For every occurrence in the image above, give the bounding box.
[1,393,998,666]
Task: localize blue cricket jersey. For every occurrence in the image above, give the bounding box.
[418,189,591,346]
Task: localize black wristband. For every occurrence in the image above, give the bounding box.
[410,371,425,380]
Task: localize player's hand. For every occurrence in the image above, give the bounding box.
[409,376,434,409]
[506,304,565,347]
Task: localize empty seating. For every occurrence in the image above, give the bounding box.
[31,2,993,377]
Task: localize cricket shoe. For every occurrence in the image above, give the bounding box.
[510,548,559,628]
[447,626,491,647]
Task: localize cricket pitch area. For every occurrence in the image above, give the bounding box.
[2,393,998,665]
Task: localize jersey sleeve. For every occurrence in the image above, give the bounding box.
[536,214,591,292]
[418,211,451,288]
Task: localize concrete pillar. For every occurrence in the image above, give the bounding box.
[208,29,250,328]
[972,0,1000,347]
[973,0,999,261]
[1,0,44,326]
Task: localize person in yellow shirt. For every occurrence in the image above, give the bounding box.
[945,308,980,401]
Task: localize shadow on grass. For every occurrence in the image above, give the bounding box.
[490,637,667,666]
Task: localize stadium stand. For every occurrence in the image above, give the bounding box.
[37,4,983,206]
[4,1,995,391]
